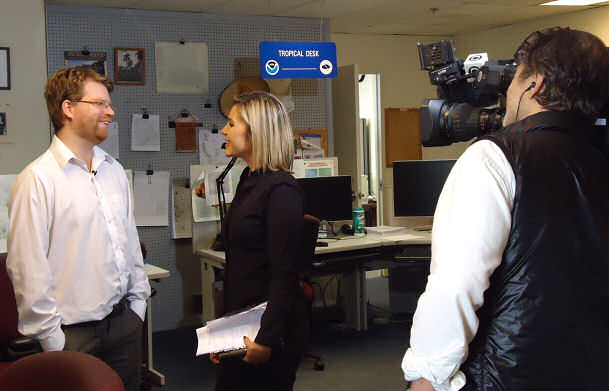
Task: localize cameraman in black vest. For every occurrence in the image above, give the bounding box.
[402,27,609,391]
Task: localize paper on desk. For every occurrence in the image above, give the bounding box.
[196,302,266,356]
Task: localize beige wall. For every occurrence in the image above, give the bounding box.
[331,33,470,225]
[333,5,609,225]
[456,6,609,62]
[0,0,49,174]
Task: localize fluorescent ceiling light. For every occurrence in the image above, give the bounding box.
[542,0,607,5]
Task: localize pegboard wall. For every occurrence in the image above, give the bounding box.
[46,5,331,331]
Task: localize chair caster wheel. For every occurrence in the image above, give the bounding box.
[315,361,325,371]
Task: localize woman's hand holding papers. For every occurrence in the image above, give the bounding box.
[242,336,271,365]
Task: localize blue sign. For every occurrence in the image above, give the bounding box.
[259,41,337,79]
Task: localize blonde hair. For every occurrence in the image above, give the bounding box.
[234,91,294,172]
[44,67,114,132]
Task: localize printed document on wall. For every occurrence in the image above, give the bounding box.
[155,42,209,93]
[204,166,234,207]
[190,163,245,222]
[292,157,338,178]
[199,129,230,165]
[134,170,169,226]
[171,179,193,239]
[131,114,160,151]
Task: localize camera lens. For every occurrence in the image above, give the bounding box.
[446,103,505,142]
[421,99,505,147]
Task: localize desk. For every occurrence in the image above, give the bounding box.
[196,230,431,331]
[144,264,170,387]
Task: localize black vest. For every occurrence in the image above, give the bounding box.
[461,111,609,390]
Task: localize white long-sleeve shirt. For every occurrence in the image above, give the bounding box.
[401,140,516,390]
[7,136,150,352]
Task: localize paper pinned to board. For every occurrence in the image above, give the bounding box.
[131,114,160,151]
[299,133,324,159]
[196,302,267,356]
[171,179,192,239]
[134,170,169,226]
[292,157,338,178]
[198,129,231,165]
[204,166,234,207]
[155,42,209,93]
[190,163,244,222]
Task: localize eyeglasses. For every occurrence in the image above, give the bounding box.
[72,100,114,110]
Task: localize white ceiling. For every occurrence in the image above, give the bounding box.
[46,0,609,36]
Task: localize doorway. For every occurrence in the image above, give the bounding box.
[358,73,383,226]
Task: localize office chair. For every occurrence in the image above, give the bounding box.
[0,252,18,376]
[300,215,325,371]
[0,351,125,391]
[0,253,41,378]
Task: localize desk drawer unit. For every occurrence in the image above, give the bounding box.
[388,244,431,293]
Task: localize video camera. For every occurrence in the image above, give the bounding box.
[418,41,609,157]
[418,40,516,147]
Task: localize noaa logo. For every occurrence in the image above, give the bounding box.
[319,60,333,75]
[265,60,279,75]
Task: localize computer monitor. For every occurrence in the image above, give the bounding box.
[393,159,456,217]
[297,175,353,222]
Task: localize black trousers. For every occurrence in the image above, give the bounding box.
[62,301,143,391]
[215,347,302,391]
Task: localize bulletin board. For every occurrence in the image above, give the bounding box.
[294,129,328,157]
[385,108,422,167]
[46,5,331,331]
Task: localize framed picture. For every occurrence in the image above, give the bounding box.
[0,47,10,90]
[0,105,13,143]
[64,51,107,76]
[0,112,6,135]
[114,48,145,86]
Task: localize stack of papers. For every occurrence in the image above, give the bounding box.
[196,302,266,356]
[366,226,407,237]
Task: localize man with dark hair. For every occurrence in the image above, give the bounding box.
[402,27,609,391]
[7,67,150,391]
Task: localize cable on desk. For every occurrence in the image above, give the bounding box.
[321,275,338,307]
[327,221,339,236]
[310,280,324,306]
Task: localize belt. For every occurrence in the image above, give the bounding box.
[62,297,130,329]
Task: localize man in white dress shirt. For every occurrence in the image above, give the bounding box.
[402,27,609,391]
[7,67,150,391]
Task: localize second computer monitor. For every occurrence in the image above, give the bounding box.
[297,175,353,222]
[393,159,456,217]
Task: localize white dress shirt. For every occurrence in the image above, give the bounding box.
[7,136,150,352]
[401,140,516,390]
